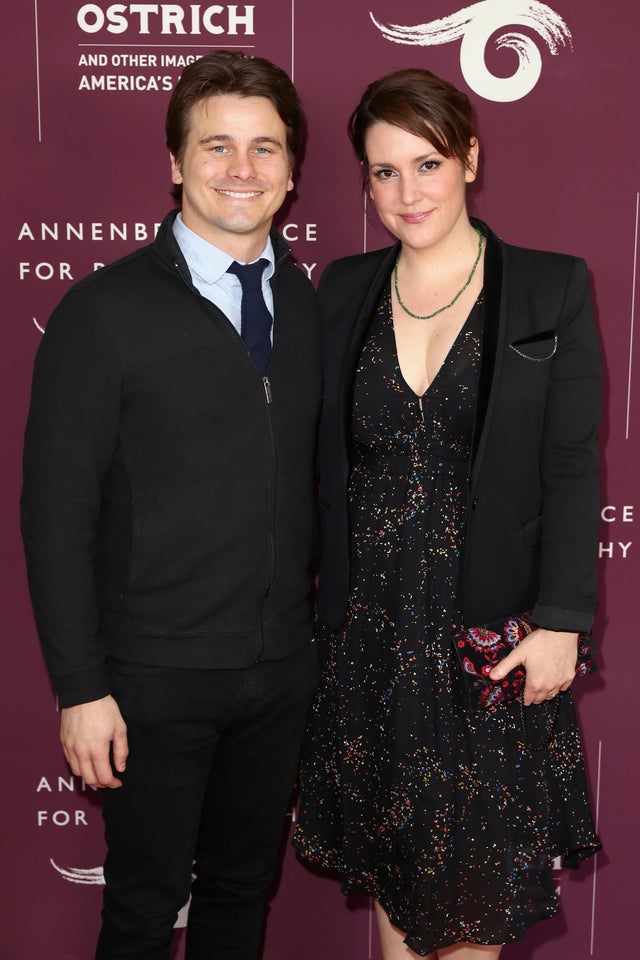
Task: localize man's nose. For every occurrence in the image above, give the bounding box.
[227,150,257,179]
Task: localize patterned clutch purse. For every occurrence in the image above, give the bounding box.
[454,612,595,710]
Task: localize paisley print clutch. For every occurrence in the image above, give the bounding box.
[454,613,595,710]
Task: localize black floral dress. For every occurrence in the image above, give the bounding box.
[293,288,601,955]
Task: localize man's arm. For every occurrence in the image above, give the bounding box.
[21,289,128,783]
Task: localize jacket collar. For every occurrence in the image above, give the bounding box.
[468,217,506,490]
[152,209,292,284]
[336,244,399,453]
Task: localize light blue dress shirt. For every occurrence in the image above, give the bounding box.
[172,212,275,338]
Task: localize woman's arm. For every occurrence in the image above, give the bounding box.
[490,256,601,701]
[531,256,602,632]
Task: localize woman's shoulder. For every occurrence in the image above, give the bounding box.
[505,240,586,274]
[319,244,398,293]
[479,219,587,279]
[504,243,589,308]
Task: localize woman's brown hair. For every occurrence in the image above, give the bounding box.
[348,69,477,185]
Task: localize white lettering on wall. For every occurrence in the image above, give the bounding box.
[18,222,162,241]
[601,505,634,522]
[76,4,255,36]
[598,542,632,559]
[282,223,317,243]
[37,810,88,826]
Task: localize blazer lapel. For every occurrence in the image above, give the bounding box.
[337,244,399,446]
[469,222,508,492]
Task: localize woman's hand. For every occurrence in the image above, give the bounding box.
[488,629,579,706]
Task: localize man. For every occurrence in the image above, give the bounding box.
[21,51,321,960]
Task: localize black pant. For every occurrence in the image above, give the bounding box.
[95,645,318,960]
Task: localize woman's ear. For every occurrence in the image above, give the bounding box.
[465,138,479,184]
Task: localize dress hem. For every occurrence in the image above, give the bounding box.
[293,836,598,957]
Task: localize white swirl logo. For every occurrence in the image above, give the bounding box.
[50,858,191,926]
[370,1,572,102]
[50,858,104,885]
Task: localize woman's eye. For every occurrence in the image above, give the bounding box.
[420,160,441,173]
[372,168,396,180]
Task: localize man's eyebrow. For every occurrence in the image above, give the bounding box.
[197,134,284,148]
[252,136,284,148]
[198,134,232,145]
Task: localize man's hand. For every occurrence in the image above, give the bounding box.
[489,629,579,706]
[60,695,128,789]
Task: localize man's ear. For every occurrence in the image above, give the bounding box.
[170,153,183,185]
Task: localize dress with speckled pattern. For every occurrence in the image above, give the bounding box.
[293,287,600,955]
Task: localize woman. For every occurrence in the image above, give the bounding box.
[293,69,602,958]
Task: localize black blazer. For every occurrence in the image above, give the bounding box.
[316,219,601,634]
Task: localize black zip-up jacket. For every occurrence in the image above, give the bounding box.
[21,211,322,708]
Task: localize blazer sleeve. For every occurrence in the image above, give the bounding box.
[531,257,601,632]
[20,290,121,707]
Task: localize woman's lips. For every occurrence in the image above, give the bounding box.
[398,211,432,224]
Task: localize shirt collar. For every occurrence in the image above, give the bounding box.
[172,212,275,285]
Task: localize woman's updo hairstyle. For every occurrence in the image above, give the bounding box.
[348,69,477,186]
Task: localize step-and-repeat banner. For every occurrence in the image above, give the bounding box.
[3,1,638,957]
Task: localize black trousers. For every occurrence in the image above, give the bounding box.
[95,644,318,960]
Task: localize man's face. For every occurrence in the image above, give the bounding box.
[171,93,294,259]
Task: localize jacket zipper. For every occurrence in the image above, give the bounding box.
[173,255,283,661]
[257,251,291,658]
[260,375,276,659]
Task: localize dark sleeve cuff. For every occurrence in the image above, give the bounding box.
[54,666,111,709]
[531,601,596,634]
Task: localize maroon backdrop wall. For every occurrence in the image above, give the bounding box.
[3,2,638,957]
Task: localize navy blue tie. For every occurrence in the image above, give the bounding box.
[227,259,272,375]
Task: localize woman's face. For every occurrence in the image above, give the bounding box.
[365,121,478,251]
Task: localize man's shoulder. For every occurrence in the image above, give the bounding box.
[275,255,315,286]
[43,246,153,333]
[71,245,153,295]
[269,229,316,296]
[44,218,177,341]
[64,210,176,301]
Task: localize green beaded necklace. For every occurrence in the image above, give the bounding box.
[393,227,484,320]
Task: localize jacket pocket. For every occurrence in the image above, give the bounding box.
[510,330,557,361]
